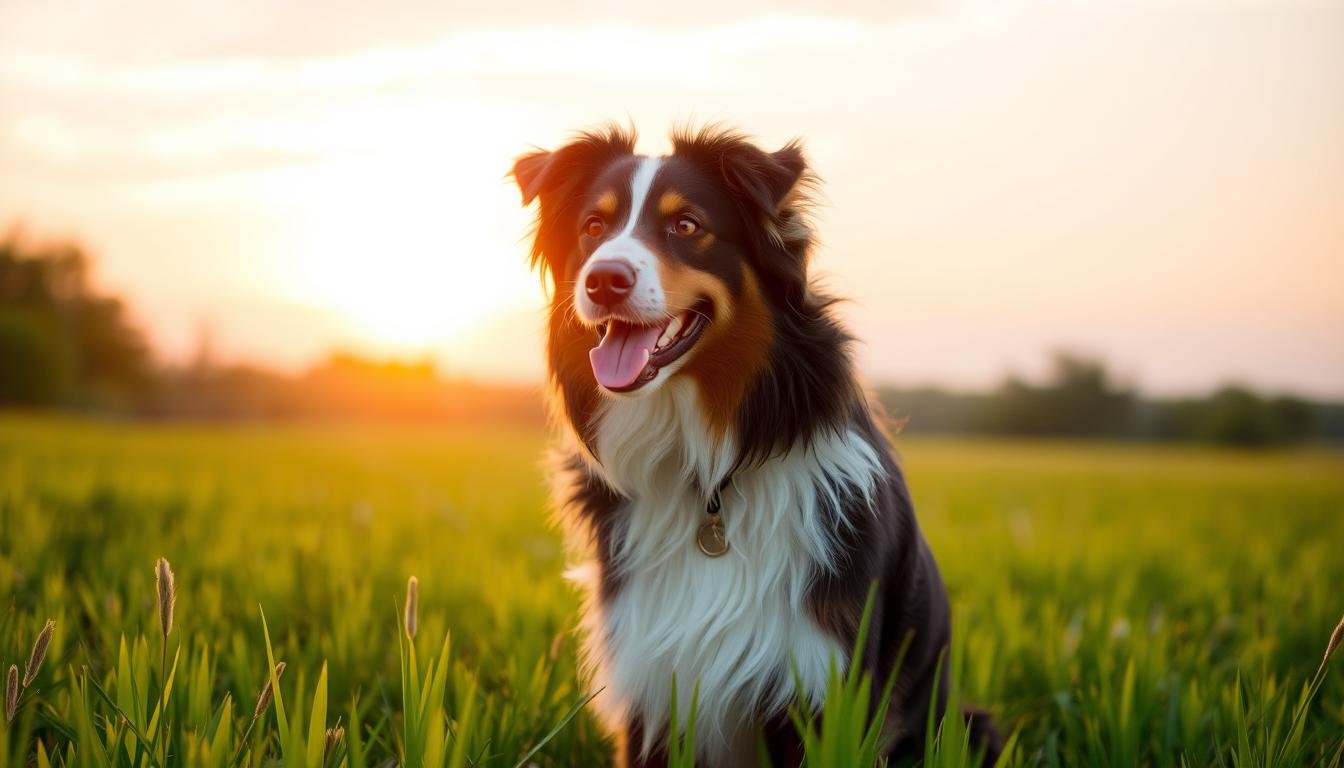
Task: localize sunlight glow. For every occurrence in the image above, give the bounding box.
[2,3,1341,392]
[263,107,541,356]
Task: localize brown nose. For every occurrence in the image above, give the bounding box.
[585,261,636,306]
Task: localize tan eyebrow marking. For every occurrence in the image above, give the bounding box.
[658,191,686,216]
[693,232,716,254]
[595,190,618,215]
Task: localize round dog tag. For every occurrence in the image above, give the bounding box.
[696,513,729,557]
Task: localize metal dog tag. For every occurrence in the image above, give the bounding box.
[696,512,729,557]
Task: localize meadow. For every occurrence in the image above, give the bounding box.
[1,414,1342,766]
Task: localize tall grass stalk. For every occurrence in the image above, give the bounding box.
[1267,611,1344,767]
[235,661,286,764]
[154,558,176,764]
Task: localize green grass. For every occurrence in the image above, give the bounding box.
[1,415,1342,766]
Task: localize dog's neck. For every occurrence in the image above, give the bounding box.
[588,378,734,499]
[576,377,885,573]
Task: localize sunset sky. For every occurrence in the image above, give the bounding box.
[2,0,1341,396]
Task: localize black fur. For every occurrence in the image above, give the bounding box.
[667,127,863,469]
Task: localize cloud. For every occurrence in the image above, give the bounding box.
[0,13,870,99]
[0,12,874,184]
[0,0,938,64]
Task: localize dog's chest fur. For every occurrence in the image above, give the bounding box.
[559,380,883,763]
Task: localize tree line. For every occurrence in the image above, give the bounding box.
[1,231,1339,445]
[0,230,542,424]
[876,353,1341,447]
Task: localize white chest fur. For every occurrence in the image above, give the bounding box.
[560,380,884,763]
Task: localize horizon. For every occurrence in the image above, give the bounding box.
[2,1,1341,398]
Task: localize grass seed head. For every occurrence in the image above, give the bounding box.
[1320,612,1344,677]
[23,619,55,689]
[5,665,16,723]
[404,576,419,640]
[155,557,176,638]
[324,726,345,758]
[252,661,287,721]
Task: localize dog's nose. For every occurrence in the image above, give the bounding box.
[585,260,637,307]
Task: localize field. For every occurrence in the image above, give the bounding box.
[1,414,1342,766]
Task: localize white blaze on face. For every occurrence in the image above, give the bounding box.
[579,156,679,391]
[574,156,665,324]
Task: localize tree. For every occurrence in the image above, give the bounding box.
[0,230,153,407]
[980,351,1134,437]
[0,310,71,404]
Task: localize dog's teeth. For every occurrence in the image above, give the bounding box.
[662,316,683,346]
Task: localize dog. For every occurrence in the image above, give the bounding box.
[512,125,1001,767]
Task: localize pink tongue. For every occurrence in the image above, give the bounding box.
[590,321,662,389]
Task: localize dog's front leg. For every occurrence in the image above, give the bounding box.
[615,718,668,768]
[759,714,806,768]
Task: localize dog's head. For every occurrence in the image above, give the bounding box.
[514,125,851,458]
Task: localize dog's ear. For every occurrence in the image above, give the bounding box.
[511,125,637,280]
[671,128,811,228]
[672,128,816,306]
[511,150,554,206]
[511,125,637,208]
[722,140,807,216]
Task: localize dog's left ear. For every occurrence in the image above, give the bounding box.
[672,129,808,217]
[721,140,807,216]
[731,142,801,215]
[673,130,816,303]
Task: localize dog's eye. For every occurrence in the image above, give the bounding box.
[671,217,700,237]
[582,216,605,238]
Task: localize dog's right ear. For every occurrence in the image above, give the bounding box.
[511,150,553,206]
[510,125,637,208]
[511,125,637,280]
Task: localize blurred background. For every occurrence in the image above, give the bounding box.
[1,0,1341,443]
[3,3,1343,765]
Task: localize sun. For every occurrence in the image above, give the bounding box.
[272,148,537,357]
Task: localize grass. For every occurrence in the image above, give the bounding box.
[0,414,1341,765]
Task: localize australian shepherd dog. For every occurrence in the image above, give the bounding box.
[512,125,1001,767]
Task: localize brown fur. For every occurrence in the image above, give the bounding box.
[684,269,773,436]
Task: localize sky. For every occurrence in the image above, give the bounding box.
[1,0,1341,396]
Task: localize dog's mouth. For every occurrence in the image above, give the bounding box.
[589,299,713,392]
